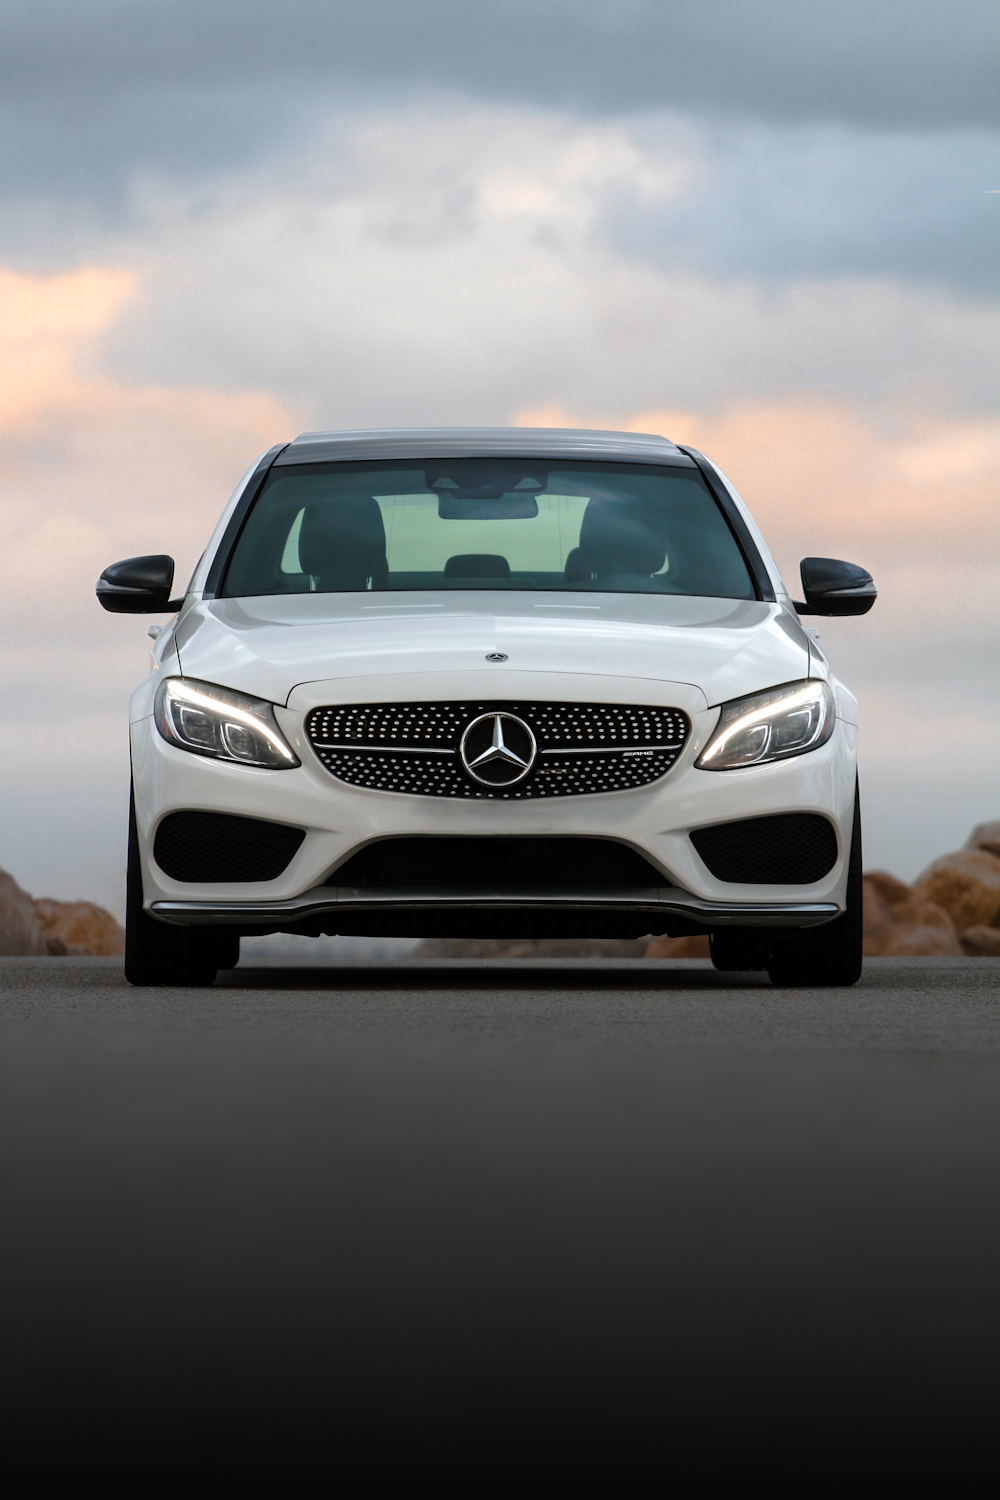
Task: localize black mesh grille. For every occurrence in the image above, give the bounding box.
[153,811,305,883]
[690,814,838,885]
[305,700,689,799]
[328,837,664,889]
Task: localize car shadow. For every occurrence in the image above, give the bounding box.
[216,959,772,990]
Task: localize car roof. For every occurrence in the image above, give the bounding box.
[273,426,693,467]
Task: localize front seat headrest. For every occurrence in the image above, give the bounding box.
[297,497,388,590]
[576,498,667,578]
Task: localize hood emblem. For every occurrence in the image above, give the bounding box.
[485,652,508,662]
[459,712,537,787]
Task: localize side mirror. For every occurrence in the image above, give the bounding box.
[794,557,877,617]
[96,555,183,614]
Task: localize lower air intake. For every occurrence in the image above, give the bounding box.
[153,811,305,883]
[690,814,838,885]
[328,837,664,890]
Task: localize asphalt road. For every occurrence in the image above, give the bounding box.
[3,955,1000,1434]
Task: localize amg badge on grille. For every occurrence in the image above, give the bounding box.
[305,700,690,800]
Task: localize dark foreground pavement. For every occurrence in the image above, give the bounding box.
[3,955,1000,1438]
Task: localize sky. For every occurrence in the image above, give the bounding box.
[0,0,997,913]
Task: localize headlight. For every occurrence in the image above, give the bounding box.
[154,678,299,769]
[696,679,835,771]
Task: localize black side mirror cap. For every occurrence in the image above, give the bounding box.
[793,557,877,617]
[96,555,183,614]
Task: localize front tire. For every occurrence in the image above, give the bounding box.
[125,787,237,987]
[765,783,863,988]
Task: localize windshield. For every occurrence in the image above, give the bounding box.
[221,458,755,600]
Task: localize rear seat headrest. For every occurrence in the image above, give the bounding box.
[443,554,510,578]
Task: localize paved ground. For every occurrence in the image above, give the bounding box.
[3,955,999,1428]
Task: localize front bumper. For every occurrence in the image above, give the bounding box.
[130,668,858,933]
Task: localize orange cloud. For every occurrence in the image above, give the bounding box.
[0,263,301,629]
[515,396,1000,583]
[0,264,136,338]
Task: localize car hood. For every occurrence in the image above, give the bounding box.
[171,590,810,708]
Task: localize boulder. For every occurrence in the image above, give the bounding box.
[913,849,1000,932]
[966,822,1000,861]
[959,926,1000,958]
[33,899,125,958]
[644,934,711,958]
[862,871,961,956]
[0,869,48,956]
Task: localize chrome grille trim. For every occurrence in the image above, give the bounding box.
[539,743,681,756]
[312,742,456,755]
[305,700,690,799]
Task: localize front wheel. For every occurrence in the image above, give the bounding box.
[765,783,863,988]
[125,787,238,987]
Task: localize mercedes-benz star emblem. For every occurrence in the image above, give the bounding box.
[459,712,537,788]
[485,653,508,662]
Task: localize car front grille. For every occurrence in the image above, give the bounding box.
[689,814,838,884]
[153,811,306,883]
[304,700,689,799]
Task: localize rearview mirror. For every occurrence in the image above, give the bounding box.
[96,555,182,614]
[794,557,877,617]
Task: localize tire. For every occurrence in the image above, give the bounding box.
[125,785,235,987]
[765,782,863,988]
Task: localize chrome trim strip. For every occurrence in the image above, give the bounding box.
[151,886,840,929]
[539,744,681,756]
[312,742,456,755]
[314,743,682,757]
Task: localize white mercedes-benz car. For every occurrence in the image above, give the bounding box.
[98,427,876,987]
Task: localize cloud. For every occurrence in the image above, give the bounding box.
[0,0,995,264]
[0,263,300,907]
[1,0,995,163]
[0,244,333,910]
[84,106,997,423]
[605,122,1000,294]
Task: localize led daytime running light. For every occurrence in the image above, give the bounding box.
[696,679,834,772]
[155,677,299,769]
[171,684,294,763]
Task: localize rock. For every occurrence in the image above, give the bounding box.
[966,822,1000,861]
[43,936,94,957]
[863,871,962,956]
[913,849,1000,932]
[0,869,48,956]
[876,920,963,957]
[959,926,1000,957]
[643,934,711,958]
[33,899,125,958]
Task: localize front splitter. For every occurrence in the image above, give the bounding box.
[150,884,840,929]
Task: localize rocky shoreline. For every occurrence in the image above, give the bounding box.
[0,870,125,957]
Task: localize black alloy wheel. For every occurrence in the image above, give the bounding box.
[125,785,239,987]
